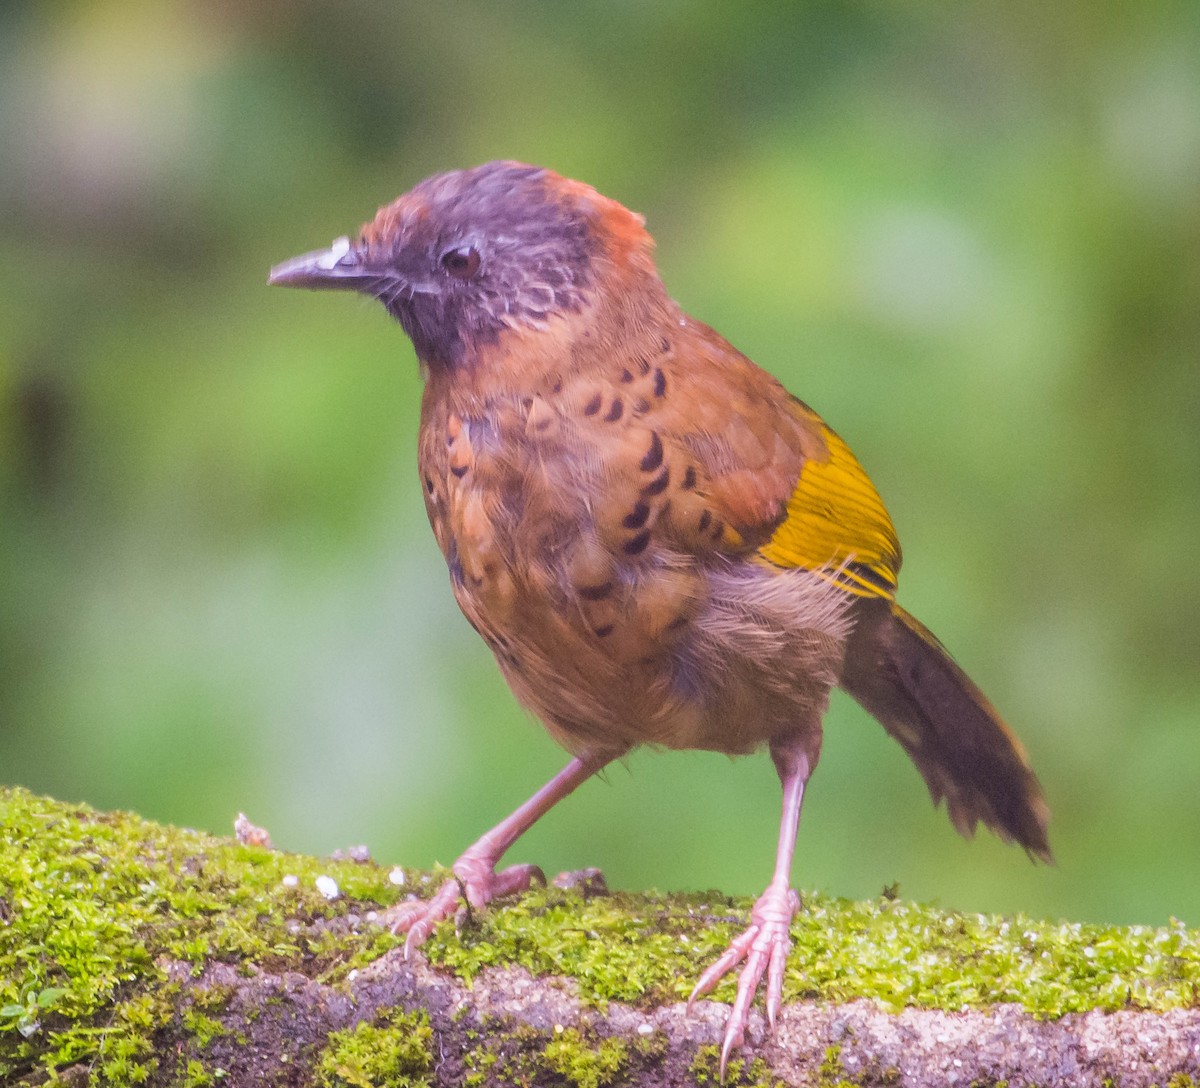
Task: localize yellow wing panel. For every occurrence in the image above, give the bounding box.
[757,405,902,599]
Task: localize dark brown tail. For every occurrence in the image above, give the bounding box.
[840,599,1051,862]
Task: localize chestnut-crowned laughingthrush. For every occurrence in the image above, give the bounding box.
[269,161,1050,1072]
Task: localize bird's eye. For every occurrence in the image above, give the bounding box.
[441,245,481,280]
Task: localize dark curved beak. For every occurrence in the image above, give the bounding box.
[268,236,381,292]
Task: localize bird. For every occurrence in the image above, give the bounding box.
[269,160,1050,1075]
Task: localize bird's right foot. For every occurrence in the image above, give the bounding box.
[386,847,545,953]
[687,881,801,1080]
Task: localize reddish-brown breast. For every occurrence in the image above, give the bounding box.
[417,294,853,757]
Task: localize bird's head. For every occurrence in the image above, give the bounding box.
[269,161,661,369]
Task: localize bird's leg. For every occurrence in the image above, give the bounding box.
[689,738,813,1079]
[389,753,611,953]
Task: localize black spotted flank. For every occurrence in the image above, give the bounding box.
[593,623,615,638]
[450,463,469,477]
[698,509,712,533]
[578,580,614,601]
[623,529,652,555]
[447,539,464,586]
[583,393,603,416]
[642,467,670,496]
[620,368,634,383]
[640,432,664,472]
[652,368,666,397]
[660,337,671,354]
[424,475,435,494]
[681,465,697,490]
[604,398,624,422]
[623,501,651,530]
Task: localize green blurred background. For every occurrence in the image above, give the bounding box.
[2,1,1198,930]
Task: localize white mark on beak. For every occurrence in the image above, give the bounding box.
[319,236,353,269]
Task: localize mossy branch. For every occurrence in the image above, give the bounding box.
[1,787,1197,1087]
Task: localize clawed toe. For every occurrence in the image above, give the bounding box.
[387,859,547,955]
[689,882,800,1081]
[389,876,461,954]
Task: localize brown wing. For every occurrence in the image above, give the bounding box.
[660,320,902,599]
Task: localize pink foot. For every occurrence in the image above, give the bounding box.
[387,845,544,955]
[385,756,607,954]
[688,881,800,1078]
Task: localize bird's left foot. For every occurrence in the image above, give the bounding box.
[688,881,800,1078]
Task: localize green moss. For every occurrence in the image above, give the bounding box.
[456,1021,541,1086]
[631,1028,669,1064]
[317,1007,432,1088]
[541,1026,628,1088]
[460,1020,641,1088]
[423,882,1200,1018]
[0,787,406,1083]
[181,1006,227,1048]
[817,1044,862,1088]
[3,786,1200,1085]
[180,1058,220,1087]
[819,1044,845,1085]
[92,993,174,1086]
[687,1044,781,1087]
[188,985,235,1015]
[461,1042,498,1087]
